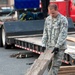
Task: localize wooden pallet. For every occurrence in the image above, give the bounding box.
[58,66,75,75]
[25,50,54,75]
[25,50,75,75]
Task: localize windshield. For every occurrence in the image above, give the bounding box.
[73,0,75,5]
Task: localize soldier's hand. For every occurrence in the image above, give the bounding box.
[42,46,46,52]
[52,47,59,54]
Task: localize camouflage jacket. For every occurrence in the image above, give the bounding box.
[42,13,68,50]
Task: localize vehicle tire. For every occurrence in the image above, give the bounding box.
[0,27,3,47]
[4,42,11,49]
[2,27,11,49]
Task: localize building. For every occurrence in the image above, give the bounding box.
[0,0,14,8]
[0,0,17,21]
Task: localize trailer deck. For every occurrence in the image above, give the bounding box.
[6,34,75,65]
[7,34,75,53]
[15,35,42,46]
[8,34,75,46]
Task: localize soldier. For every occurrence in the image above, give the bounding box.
[42,4,68,75]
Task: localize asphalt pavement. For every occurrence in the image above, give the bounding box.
[1,35,74,75]
[0,47,48,75]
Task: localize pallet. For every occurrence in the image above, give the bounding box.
[67,37,75,42]
[25,49,75,75]
[25,50,54,75]
[58,66,75,75]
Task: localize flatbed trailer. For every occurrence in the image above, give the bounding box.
[0,18,75,65]
[7,34,44,54]
[7,33,75,65]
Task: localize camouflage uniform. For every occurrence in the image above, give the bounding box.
[42,13,68,75]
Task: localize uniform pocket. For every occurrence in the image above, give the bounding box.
[54,26,60,36]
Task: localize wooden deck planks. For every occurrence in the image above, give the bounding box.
[58,66,75,75]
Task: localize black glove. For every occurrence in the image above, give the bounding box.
[42,46,46,52]
[51,47,59,54]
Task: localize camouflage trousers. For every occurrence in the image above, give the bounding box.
[47,48,65,75]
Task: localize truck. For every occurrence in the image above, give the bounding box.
[0,0,75,65]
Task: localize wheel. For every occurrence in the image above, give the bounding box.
[4,42,11,49]
[2,27,5,46]
[0,27,3,47]
[2,27,11,49]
